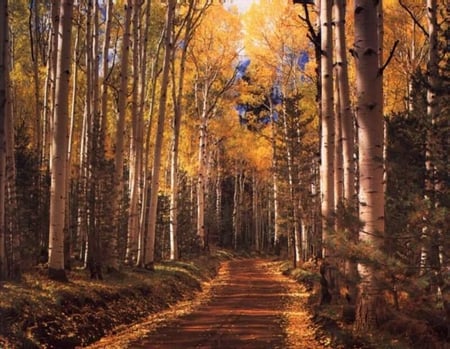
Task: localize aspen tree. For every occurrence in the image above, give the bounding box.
[110,0,132,271]
[5,63,17,279]
[187,4,239,249]
[86,0,103,279]
[48,0,73,281]
[42,0,60,174]
[144,0,176,269]
[169,0,210,260]
[136,11,164,268]
[317,0,336,305]
[334,0,357,303]
[320,0,335,256]
[67,2,80,267]
[126,0,143,265]
[100,0,113,148]
[422,0,448,321]
[127,0,149,265]
[353,0,386,330]
[30,0,42,158]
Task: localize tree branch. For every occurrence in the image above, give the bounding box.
[398,0,428,38]
[378,40,399,76]
[297,4,319,48]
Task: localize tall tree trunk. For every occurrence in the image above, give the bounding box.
[109,0,132,271]
[232,165,241,250]
[335,0,358,305]
[5,69,18,279]
[67,5,80,267]
[270,101,280,249]
[353,0,386,330]
[333,74,343,226]
[136,25,164,268]
[78,84,89,266]
[422,0,448,323]
[252,172,261,252]
[169,1,197,260]
[86,0,103,280]
[0,0,8,280]
[48,0,73,282]
[197,97,208,249]
[30,0,42,159]
[320,0,335,256]
[144,0,176,270]
[215,152,223,247]
[282,100,300,266]
[319,0,335,305]
[100,0,113,151]
[126,0,143,264]
[169,0,213,255]
[128,0,149,264]
[83,0,94,272]
[43,0,60,174]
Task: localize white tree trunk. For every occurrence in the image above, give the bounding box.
[197,103,208,249]
[144,0,176,269]
[100,0,113,148]
[320,0,335,257]
[126,1,143,264]
[333,75,343,219]
[43,0,60,174]
[334,0,358,303]
[353,0,386,330]
[270,102,280,247]
[252,172,260,252]
[232,166,240,250]
[48,0,73,281]
[110,0,132,271]
[168,0,192,260]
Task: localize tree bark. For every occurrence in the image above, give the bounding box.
[100,0,113,151]
[319,0,336,305]
[170,0,204,259]
[320,0,335,256]
[144,0,176,270]
[197,97,208,249]
[353,0,386,330]
[48,0,73,282]
[126,0,143,265]
[110,0,132,271]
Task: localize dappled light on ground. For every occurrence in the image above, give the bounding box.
[88,259,324,349]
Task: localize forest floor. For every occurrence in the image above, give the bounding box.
[0,252,447,348]
[87,258,325,349]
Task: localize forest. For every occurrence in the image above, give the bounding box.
[0,0,448,348]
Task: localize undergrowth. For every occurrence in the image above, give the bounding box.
[281,260,449,349]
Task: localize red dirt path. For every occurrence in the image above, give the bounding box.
[88,259,324,349]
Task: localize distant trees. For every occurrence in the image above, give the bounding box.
[186,3,241,249]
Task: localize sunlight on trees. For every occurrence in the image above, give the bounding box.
[0,0,448,345]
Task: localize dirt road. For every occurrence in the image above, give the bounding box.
[89,259,324,349]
